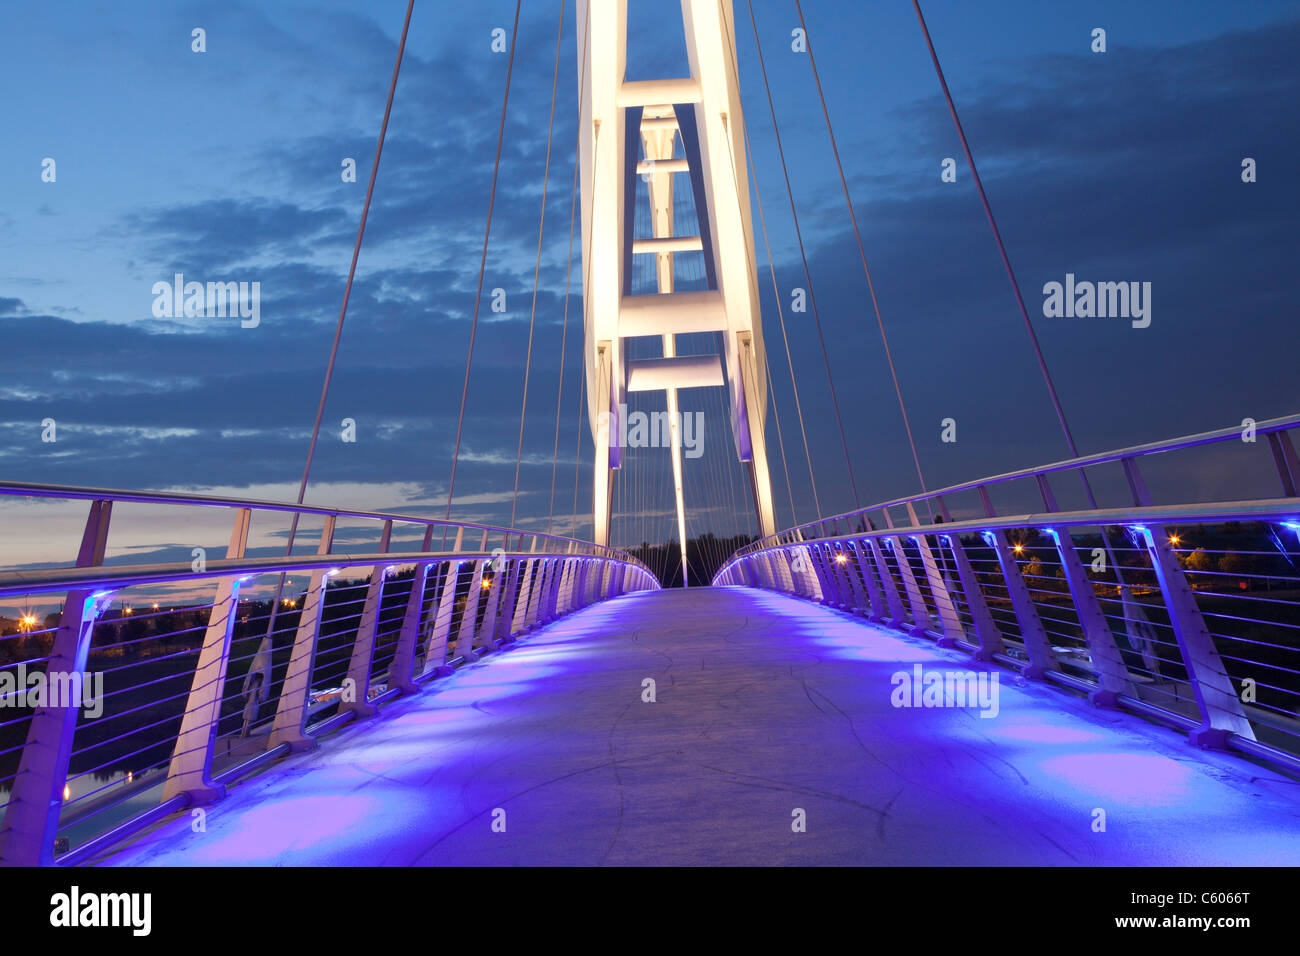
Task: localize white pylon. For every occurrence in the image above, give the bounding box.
[576,0,776,554]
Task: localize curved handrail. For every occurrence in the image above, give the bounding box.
[0,479,653,576]
[0,548,650,599]
[723,412,1300,563]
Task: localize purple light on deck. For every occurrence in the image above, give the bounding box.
[982,719,1105,746]
[1035,752,1195,804]
[92,588,1300,867]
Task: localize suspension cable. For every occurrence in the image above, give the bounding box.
[911,0,1079,462]
[509,0,565,530]
[571,372,585,537]
[548,2,591,536]
[762,344,797,528]
[795,0,928,497]
[548,156,580,536]
[912,0,1133,601]
[745,0,861,509]
[717,5,821,520]
[443,0,523,532]
[264,0,416,627]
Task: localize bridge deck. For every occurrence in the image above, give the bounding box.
[95,587,1300,866]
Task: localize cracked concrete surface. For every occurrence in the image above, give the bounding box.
[95,587,1300,866]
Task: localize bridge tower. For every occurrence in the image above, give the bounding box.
[576,0,777,570]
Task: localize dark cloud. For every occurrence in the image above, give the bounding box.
[1,7,1296,546]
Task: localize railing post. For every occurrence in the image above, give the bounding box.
[938,532,1003,660]
[885,537,932,635]
[832,546,858,608]
[568,560,586,609]
[530,560,552,625]
[913,534,962,645]
[837,545,863,610]
[811,545,840,605]
[478,552,503,648]
[387,550,436,694]
[544,559,564,620]
[421,560,460,673]
[540,561,561,621]
[579,559,594,606]
[1042,521,1135,704]
[551,560,569,615]
[792,539,823,600]
[1136,525,1256,747]
[903,503,961,645]
[341,520,392,718]
[526,560,551,625]
[783,549,802,596]
[777,548,799,594]
[570,558,586,604]
[815,545,845,607]
[513,559,537,631]
[270,516,337,751]
[833,544,868,613]
[0,499,114,866]
[983,530,1057,679]
[779,546,798,595]
[736,559,754,588]
[495,557,523,643]
[469,557,503,654]
[551,556,572,616]
[848,539,887,621]
[1266,430,1300,495]
[868,538,907,626]
[1024,463,1138,702]
[456,559,488,659]
[163,507,253,803]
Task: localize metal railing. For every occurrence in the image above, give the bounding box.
[0,482,658,865]
[714,414,1300,775]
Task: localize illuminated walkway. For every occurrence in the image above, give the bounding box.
[95,588,1300,866]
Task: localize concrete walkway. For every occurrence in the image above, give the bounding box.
[97,587,1300,866]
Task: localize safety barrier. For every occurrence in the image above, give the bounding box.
[716,414,1300,774]
[0,483,657,865]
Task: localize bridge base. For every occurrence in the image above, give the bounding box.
[1188,725,1234,750]
[1089,689,1122,709]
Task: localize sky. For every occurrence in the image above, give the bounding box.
[1,0,1298,580]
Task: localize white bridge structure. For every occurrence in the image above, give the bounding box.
[1,1,1298,867]
[578,0,776,575]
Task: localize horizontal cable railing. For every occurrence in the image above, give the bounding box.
[714,415,1300,776]
[0,483,658,866]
